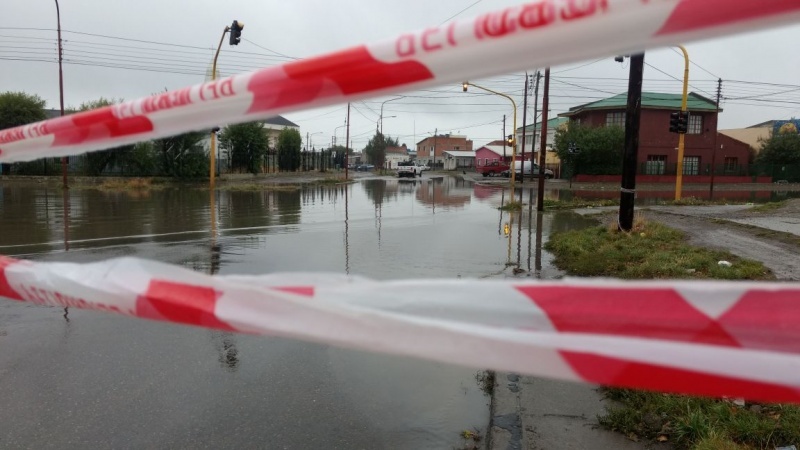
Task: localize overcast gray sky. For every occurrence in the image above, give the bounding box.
[2,1,800,151]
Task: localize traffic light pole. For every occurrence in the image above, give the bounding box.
[536,68,550,212]
[674,45,690,201]
[209,25,230,190]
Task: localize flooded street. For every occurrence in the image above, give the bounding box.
[0,176,593,449]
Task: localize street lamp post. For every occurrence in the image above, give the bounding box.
[379,97,403,134]
[209,20,244,190]
[674,45,690,201]
[463,81,518,194]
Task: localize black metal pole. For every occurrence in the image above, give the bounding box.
[536,68,550,211]
[618,53,645,232]
[519,73,529,204]
[709,78,722,199]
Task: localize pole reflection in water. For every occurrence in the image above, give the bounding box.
[527,188,534,272]
[62,187,71,322]
[516,187,524,270]
[209,189,237,372]
[534,211,544,278]
[344,183,350,275]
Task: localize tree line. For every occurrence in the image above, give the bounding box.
[0,91,340,178]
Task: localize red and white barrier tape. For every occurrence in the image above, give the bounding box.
[1,0,800,162]
[2,0,800,403]
[1,255,799,403]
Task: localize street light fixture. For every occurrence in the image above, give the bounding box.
[462,81,518,194]
[379,97,404,134]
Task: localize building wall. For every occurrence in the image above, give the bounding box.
[416,135,473,166]
[570,108,750,172]
[475,148,505,167]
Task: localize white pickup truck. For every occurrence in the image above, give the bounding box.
[396,161,425,178]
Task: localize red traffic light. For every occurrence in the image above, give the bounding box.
[229,20,244,46]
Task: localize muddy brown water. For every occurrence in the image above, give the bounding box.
[0,177,598,449]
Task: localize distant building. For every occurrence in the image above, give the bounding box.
[384,144,410,169]
[515,117,568,167]
[559,92,752,177]
[416,134,473,169]
[442,150,475,170]
[261,116,300,149]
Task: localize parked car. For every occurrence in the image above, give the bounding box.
[502,161,553,179]
[356,164,375,172]
[477,161,510,177]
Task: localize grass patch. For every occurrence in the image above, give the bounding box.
[542,198,618,210]
[310,176,352,185]
[599,388,800,449]
[97,178,159,191]
[498,201,523,211]
[546,219,788,448]
[217,183,299,192]
[544,220,773,280]
[749,200,786,213]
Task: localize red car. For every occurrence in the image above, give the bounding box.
[476,161,510,177]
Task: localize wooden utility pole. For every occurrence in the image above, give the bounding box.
[618,53,645,231]
[709,78,722,198]
[345,102,350,180]
[530,71,541,182]
[519,73,530,204]
[536,68,550,211]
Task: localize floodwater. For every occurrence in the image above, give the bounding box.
[0,177,594,449]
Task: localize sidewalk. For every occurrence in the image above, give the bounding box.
[489,373,669,450]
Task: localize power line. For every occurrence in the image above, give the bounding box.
[439,0,485,25]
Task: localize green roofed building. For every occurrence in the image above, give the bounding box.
[557,92,752,178]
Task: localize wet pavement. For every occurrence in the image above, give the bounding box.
[0,176,594,449]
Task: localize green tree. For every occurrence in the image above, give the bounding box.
[78,97,139,176]
[0,91,47,175]
[219,121,269,174]
[756,133,800,165]
[155,131,208,178]
[364,132,393,168]
[277,127,302,171]
[553,124,625,176]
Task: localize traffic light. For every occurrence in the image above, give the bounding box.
[677,111,689,134]
[669,111,680,133]
[229,20,244,46]
[506,134,515,147]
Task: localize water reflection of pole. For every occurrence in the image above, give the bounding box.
[535,212,544,278]
[210,190,221,275]
[344,184,350,275]
[516,202,523,269]
[498,190,505,236]
[527,188,534,272]
[62,187,70,251]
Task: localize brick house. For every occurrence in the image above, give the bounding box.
[416,134,473,169]
[559,92,754,182]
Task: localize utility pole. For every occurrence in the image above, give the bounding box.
[345,102,350,180]
[530,71,541,182]
[618,53,645,231]
[433,128,438,170]
[502,115,507,160]
[709,78,722,198]
[519,73,530,204]
[536,68,550,211]
[55,0,67,189]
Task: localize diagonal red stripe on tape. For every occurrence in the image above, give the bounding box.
[517,286,741,347]
[247,46,433,113]
[137,280,234,331]
[49,109,154,146]
[561,351,800,403]
[0,256,24,301]
[274,286,315,297]
[719,289,800,354]
[656,0,800,36]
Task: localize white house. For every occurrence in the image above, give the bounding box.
[443,150,476,171]
[384,144,410,169]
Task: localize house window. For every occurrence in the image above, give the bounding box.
[606,112,625,127]
[454,146,460,150]
[573,118,581,126]
[724,157,738,172]
[477,158,482,166]
[493,158,498,164]
[687,114,703,134]
[646,155,667,175]
[683,156,699,175]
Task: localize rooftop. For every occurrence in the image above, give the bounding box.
[559,92,719,117]
[518,117,569,133]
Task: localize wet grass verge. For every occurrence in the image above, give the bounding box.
[709,218,800,247]
[216,183,300,192]
[598,388,800,450]
[544,220,773,280]
[544,220,795,449]
[748,200,786,213]
[542,198,618,210]
[498,201,523,211]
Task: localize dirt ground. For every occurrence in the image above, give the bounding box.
[594,199,800,280]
